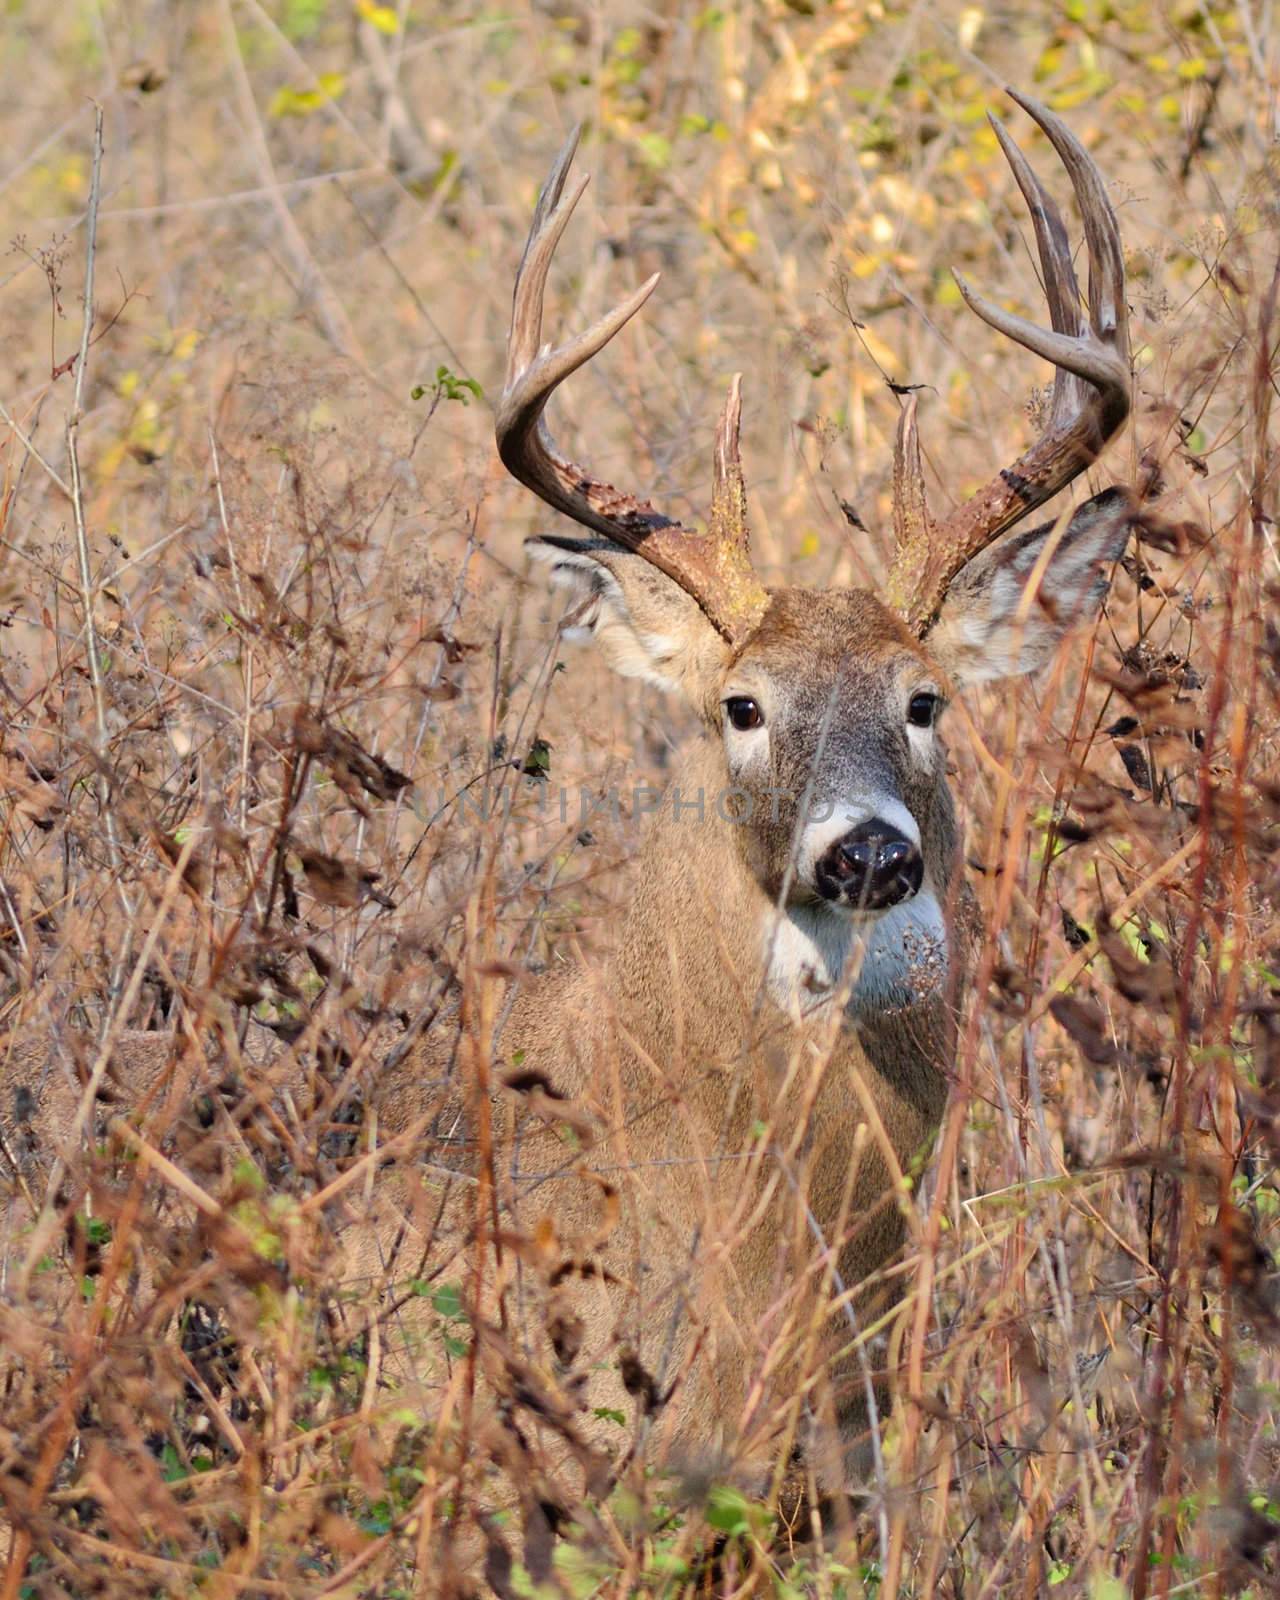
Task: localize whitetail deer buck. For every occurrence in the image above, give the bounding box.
[1,91,1131,1519]
[486,88,1131,1492]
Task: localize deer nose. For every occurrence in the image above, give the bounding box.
[816,820,924,910]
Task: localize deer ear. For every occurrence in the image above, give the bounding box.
[924,488,1133,687]
[527,537,731,702]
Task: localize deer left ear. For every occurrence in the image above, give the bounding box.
[924,487,1133,687]
[526,536,731,704]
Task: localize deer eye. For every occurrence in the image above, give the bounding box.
[725,696,764,731]
[907,691,942,729]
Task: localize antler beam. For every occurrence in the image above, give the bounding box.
[886,89,1131,636]
[496,126,770,643]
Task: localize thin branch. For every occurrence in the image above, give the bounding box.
[0,396,71,498]
[65,105,130,921]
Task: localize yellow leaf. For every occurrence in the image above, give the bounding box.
[1048,82,1108,110]
[97,439,128,479]
[58,156,87,197]
[971,122,999,159]
[858,326,897,371]
[268,72,346,119]
[356,0,399,32]
[877,174,936,226]
[957,5,984,48]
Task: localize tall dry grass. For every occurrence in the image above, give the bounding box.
[1,1,1278,1594]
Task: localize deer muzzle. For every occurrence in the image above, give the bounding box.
[815,820,924,911]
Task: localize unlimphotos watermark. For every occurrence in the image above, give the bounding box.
[438,783,841,828]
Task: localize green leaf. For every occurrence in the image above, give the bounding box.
[428,365,483,405]
[359,1498,394,1535]
[636,132,672,170]
[83,1215,112,1246]
[281,0,327,40]
[431,1282,467,1321]
[648,1549,688,1576]
[233,1157,265,1192]
[705,1484,752,1536]
[521,738,552,780]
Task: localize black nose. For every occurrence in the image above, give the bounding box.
[815,819,924,910]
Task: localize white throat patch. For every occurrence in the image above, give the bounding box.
[761,883,949,1020]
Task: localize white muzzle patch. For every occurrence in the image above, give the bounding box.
[762,874,948,1019]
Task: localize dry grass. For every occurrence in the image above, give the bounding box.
[1,0,1279,1594]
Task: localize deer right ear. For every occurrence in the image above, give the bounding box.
[923,487,1133,687]
[527,537,731,703]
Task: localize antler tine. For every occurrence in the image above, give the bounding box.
[891,393,934,553]
[505,124,584,383]
[987,113,1084,341]
[1007,88,1127,364]
[886,90,1130,636]
[497,128,769,643]
[711,373,747,542]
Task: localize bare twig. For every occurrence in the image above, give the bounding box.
[65,106,129,909]
[0,397,71,498]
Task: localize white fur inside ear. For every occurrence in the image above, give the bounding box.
[926,489,1131,688]
[526,538,723,696]
[531,542,617,619]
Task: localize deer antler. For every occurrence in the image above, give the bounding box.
[886,89,1131,637]
[497,126,770,643]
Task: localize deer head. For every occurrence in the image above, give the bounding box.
[497,92,1131,1001]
